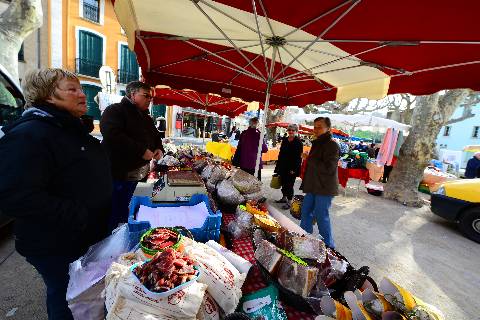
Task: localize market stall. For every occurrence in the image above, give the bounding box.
[65,145,445,320]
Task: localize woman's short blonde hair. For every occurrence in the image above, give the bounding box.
[23,68,79,108]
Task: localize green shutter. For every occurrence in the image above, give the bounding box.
[78,31,103,77]
[82,84,102,120]
[119,44,139,83]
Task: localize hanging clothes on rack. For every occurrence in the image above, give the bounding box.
[376,128,399,166]
[393,130,404,158]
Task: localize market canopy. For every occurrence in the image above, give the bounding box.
[153,87,251,118]
[290,113,411,131]
[112,0,480,106]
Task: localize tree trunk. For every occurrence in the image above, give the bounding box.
[384,89,470,207]
[266,108,284,146]
[0,0,43,82]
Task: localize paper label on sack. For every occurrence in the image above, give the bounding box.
[242,296,272,313]
[196,292,220,320]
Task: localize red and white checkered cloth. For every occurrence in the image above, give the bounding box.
[222,213,315,320]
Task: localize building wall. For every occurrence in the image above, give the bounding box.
[436,104,480,151]
[63,0,128,89]
[436,104,480,167]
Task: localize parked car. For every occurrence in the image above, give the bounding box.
[0,64,24,228]
[430,179,480,243]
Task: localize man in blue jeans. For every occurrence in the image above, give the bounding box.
[300,117,339,248]
[101,81,164,232]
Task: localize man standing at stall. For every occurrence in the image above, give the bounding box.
[101,81,165,232]
[235,117,268,180]
[300,117,340,248]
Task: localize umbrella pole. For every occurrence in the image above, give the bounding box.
[254,79,272,178]
[203,107,207,145]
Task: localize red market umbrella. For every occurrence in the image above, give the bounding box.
[112,0,480,174]
[154,87,251,118]
[154,87,283,118]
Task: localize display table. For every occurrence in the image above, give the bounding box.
[223,213,315,320]
[337,167,370,197]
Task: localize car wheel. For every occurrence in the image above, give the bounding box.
[458,207,480,243]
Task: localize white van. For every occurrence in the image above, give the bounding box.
[0,64,25,227]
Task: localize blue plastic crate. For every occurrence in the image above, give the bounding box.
[128,194,222,243]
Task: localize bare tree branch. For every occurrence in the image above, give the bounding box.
[447,91,479,124]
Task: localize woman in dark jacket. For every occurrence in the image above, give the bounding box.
[0,69,112,320]
[300,117,339,248]
[274,124,303,209]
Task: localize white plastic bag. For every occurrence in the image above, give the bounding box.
[217,180,245,206]
[231,169,262,194]
[67,224,136,319]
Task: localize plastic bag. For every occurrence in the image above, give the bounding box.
[209,165,228,183]
[193,159,209,173]
[159,155,180,166]
[206,180,218,193]
[243,190,264,202]
[278,230,327,262]
[217,180,245,206]
[67,224,137,319]
[318,249,349,287]
[277,257,319,297]
[201,165,215,181]
[238,285,287,320]
[231,169,262,194]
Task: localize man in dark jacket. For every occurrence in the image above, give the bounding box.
[274,124,303,209]
[465,152,480,178]
[300,117,339,248]
[0,69,112,319]
[236,117,268,180]
[100,81,164,231]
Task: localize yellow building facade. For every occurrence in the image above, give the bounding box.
[49,0,139,119]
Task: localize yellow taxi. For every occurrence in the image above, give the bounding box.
[431,179,480,243]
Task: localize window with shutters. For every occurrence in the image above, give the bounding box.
[81,84,102,120]
[118,44,139,84]
[473,126,479,138]
[82,0,100,23]
[76,30,104,78]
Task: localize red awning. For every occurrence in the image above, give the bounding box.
[113,0,480,106]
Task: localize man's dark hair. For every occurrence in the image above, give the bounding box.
[314,116,331,128]
[126,81,152,98]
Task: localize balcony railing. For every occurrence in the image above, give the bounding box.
[117,69,139,84]
[83,2,100,23]
[76,58,102,78]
